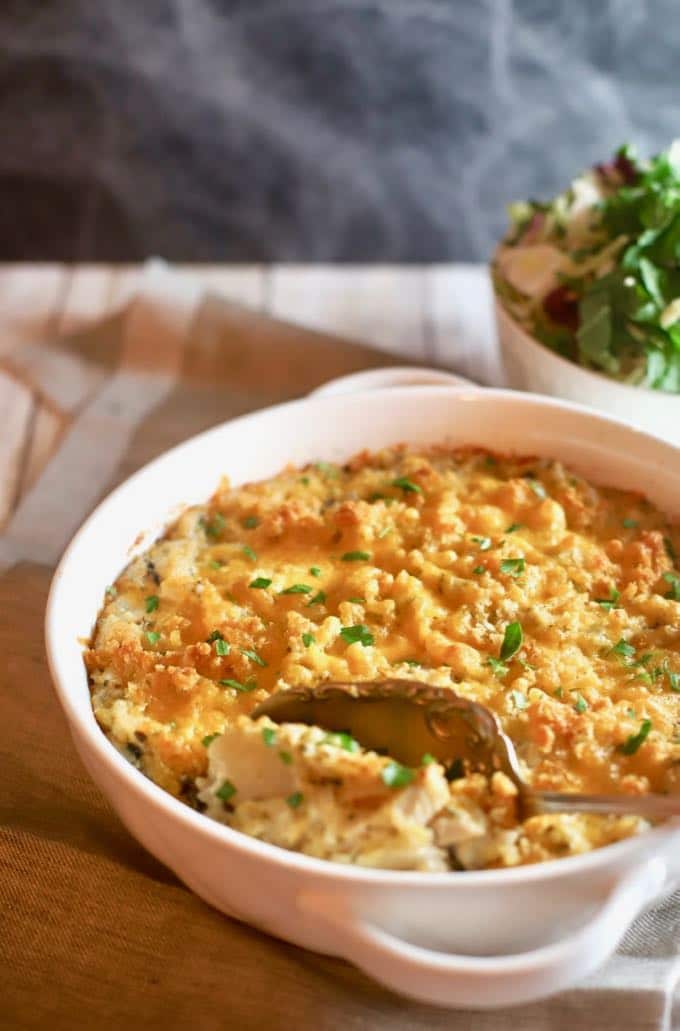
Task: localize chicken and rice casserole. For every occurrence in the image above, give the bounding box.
[86,447,680,871]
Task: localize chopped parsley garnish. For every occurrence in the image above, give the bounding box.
[595,587,620,610]
[203,512,225,539]
[302,632,315,647]
[309,566,321,577]
[209,559,224,570]
[348,596,365,604]
[618,719,652,756]
[207,629,224,642]
[280,583,313,595]
[105,585,117,597]
[500,621,523,662]
[299,476,310,486]
[242,545,257,562]
[381,761,415,788]
[377,525,393,539]
[145,595,159,613]
[341,550,371,562]
[573,693,588,714]
[403,658,422,667]
[216,780,236,801]
[500,557,526,577]
[340,624,374,647]
[202,733,220,748]
[262,727,277,747]
[219,678,257,693]
[554,687,564,698]
[145,631,160,645]
[421,753,436,766]
[525,478,547,499]
[668,669,680,692]
[622,518,639,529]
[473,565,486,575]
[487,657,509,678]
[472,536,492,551]
[307,590,326,606]
[315,461,340,478]
[663,571,680,600]
[241,647,267,667]
[323,732,360,753]
[214,638,230,656]
[611,638,635,659]
[242,516,260,529]
[505,522,523,533]
[279,750,293,765]
[368,492,385,502]
[286,791,304,809]
[391,476,423,494]
[249,577,272,589]
[510,690,528,711]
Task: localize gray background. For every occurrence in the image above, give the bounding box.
[1,1,678,262]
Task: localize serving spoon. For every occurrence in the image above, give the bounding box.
[252,680,680,821]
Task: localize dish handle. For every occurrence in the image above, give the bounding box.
[297,857,666,1009]
[309,365,474,398]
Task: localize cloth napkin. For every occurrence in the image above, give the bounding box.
[1,263,678,1031]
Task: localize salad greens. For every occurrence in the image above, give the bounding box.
[494,141,680,391]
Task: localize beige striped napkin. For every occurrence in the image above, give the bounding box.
[1,263,678,1030]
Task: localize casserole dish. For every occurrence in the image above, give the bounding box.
[45,369,680,1009]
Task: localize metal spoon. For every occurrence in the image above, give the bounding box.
[252,680,680,821]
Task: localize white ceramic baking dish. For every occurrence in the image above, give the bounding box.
[45,368,680,1010]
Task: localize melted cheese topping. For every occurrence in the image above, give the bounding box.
[86,447,680,869]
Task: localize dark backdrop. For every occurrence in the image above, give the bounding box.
[1,1,678,262]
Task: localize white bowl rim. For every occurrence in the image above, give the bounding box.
[45,383,680,890]
[493,287,680,402]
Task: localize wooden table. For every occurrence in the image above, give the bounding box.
[0,262,498,532]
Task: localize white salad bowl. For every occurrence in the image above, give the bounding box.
[45,370,680,1010]
[495,299,680,447]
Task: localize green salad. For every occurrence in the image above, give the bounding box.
[493,141,680,392]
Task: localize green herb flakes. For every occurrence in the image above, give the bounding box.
[209,559,224,570]
[618,718,652,756]
[262,727,277,747]
[219,678,257,693]
[421,753,436,766]
[622,518,639,529]
[595,588,620,610]
[340,624,374,647]
[487,657,509,678]
[214,639,230,657]
[612,639,636,659]
[381,761,415,788]
[242,545,257,562]
[472,536,492,551]
[309,566,321,578]
[391,476,423,494]
[242,516,260,529]
[286,791,304,809]
[216,780,236,801]
[279,750,293,765]
[207,630,223,642]
[526,479,547,499]
[505,523,523,533]
[280,583,312,595]
[202,733,220,748]
[511,690,528,711]
[500,621,523,662]
[663,571,680,600]
[473,565,486,574]
[204,513,226,540]
[249,577,272,589]
[323,732,360,753]
[145,631,160,646]
[573,693,588,714]
[241,647,267,667]
[341,550,371,562]
[145,595,159,613]
[302,632,315,648]
[307,590,326,606]
[500,557,526,577]
[315,462,340,478]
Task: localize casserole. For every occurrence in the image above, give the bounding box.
[46,369,680,1008]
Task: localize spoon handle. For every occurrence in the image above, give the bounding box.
[530,791,680,819]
